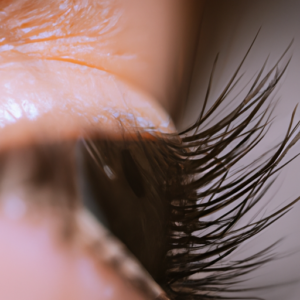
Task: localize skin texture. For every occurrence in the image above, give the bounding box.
[0,211,146,300]
[0,0,203,150]
[0,0,204,299]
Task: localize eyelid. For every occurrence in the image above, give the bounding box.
[75,208,169,300]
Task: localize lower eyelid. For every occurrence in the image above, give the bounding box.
[0,140,165,300]
[75,208,167,300]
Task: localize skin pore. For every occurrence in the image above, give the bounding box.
[0,1,204,299]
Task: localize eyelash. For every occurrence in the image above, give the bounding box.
[78,36,299,300]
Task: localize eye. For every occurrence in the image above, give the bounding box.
[0,1,299,299]
[75,41,300,300]
[77,138,169,281]
[121,149,145,198]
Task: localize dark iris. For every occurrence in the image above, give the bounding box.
[75,138,169,281]
[121,149,145,198]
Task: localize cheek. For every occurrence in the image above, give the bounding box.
[0,215,145,300]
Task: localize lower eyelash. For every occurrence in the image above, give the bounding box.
[79,36,299,300]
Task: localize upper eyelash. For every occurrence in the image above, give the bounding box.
[80,34,300,300]
[159,39,298,299]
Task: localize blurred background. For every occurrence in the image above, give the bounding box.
[179,1,300,299]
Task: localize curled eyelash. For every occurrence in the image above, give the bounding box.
[157,40,299,299]
[79,35,300,299]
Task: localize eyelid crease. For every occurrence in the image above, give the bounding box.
[75,208,169,300]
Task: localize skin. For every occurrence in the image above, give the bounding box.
[0,212,145,300]
[0,0,204,299]
[0,0,203,150]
